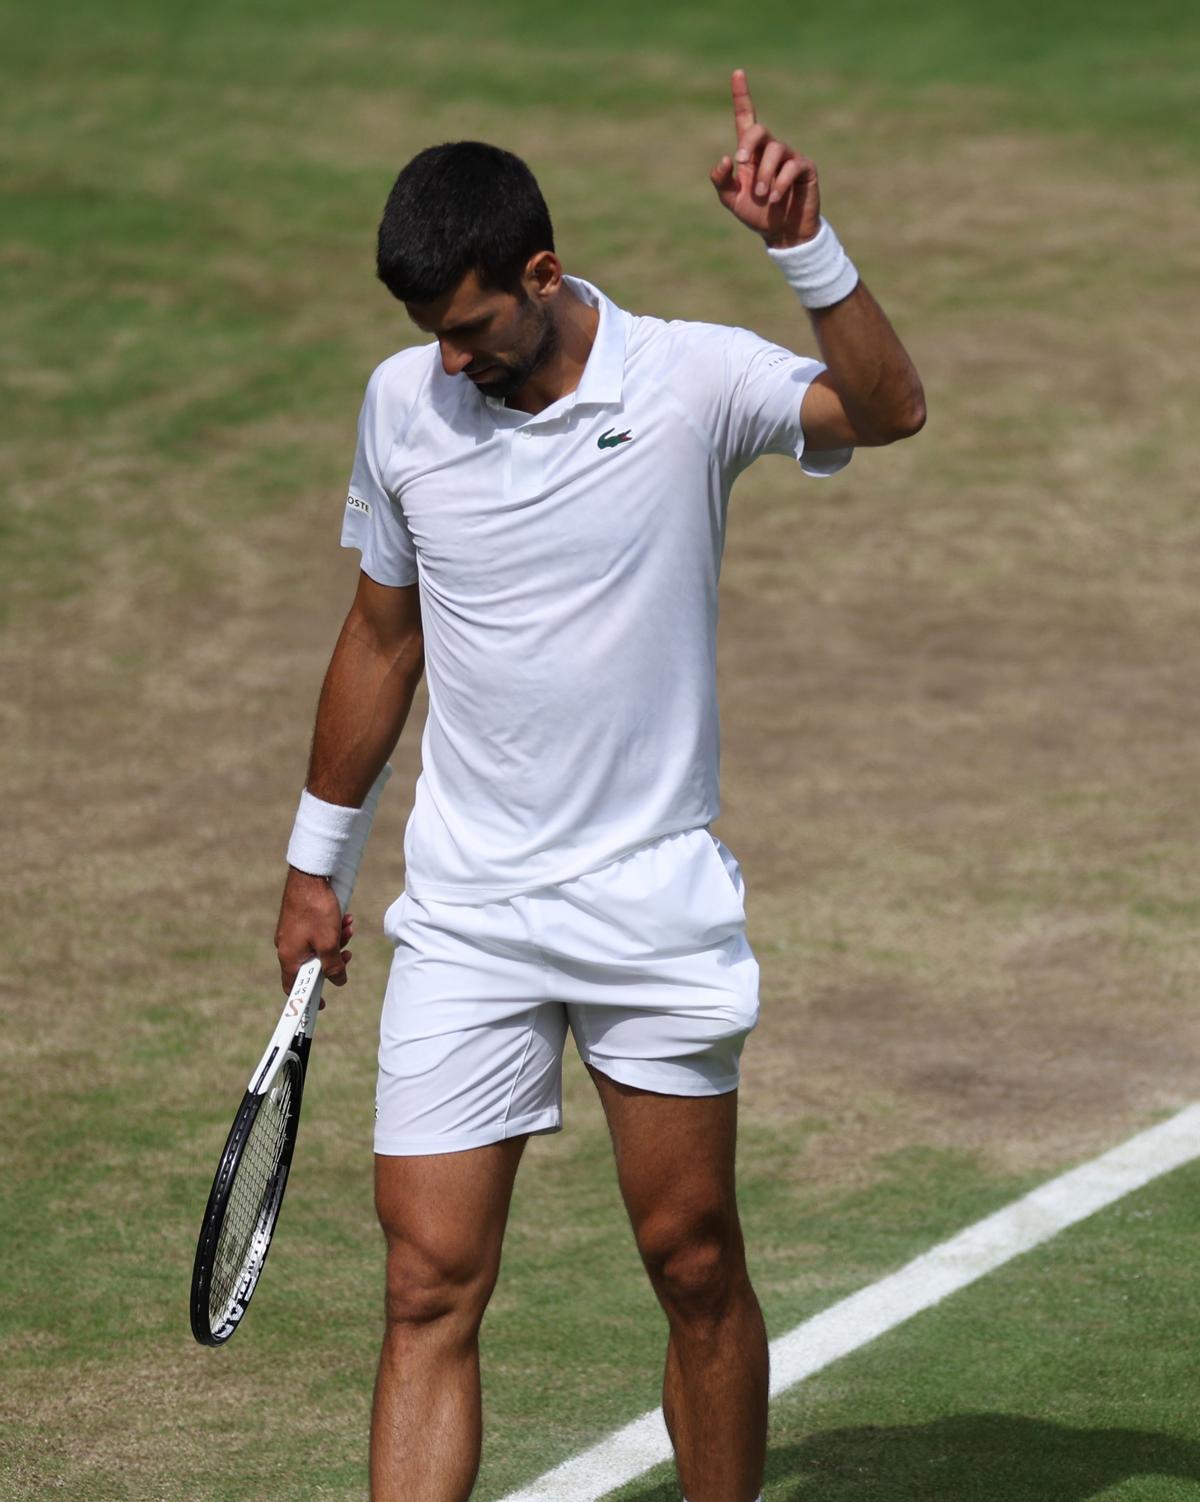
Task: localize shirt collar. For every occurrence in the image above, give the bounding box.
[483,275,626,420]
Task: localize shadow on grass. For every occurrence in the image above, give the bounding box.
[619,1414,1200,1501]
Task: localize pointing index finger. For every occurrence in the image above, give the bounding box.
[731,67,757,137]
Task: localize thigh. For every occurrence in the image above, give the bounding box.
[586,1062,742,1264]
[375,1139,528,1317]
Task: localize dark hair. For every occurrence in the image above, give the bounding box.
[376,141,555,304]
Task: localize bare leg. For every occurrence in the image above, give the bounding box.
[370,1136,528,1502]
[587,1065,768,1502]
[370,1287,484,1502]
[661,1271,768,1500]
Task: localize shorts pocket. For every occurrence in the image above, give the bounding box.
[701,831,747,928]
[382,890,412,942]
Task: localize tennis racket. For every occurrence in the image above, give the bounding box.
[189,764,391,1346]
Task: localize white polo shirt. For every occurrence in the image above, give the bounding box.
[341,276,850,902]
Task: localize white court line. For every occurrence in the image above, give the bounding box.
[496,1103,1200,1502]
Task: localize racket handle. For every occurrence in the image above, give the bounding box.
[328,763,392,912]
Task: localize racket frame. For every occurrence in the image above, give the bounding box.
[190,1039,309,1345]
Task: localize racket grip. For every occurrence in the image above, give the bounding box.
[328,764,392,912]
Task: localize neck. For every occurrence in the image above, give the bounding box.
[507,284,599,416]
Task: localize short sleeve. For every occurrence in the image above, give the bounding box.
[340,363,419,587]
[722,326,852,479]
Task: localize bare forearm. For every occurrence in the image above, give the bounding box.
[306,610,424,808]
[276,576,421,992]
[806,282,925,445]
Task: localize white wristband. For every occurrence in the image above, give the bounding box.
[765,216,859,309]
[286,788,363,878]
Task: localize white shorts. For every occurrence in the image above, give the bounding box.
[374,827,760,1156]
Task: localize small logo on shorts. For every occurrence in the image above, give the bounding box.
[346,493,372,515]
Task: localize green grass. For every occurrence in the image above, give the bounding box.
[4,0,1195,148]
[2,0,1196,613]
[603,1158,1200,1500]
[0,1016,1042,1498]
[9,1050,1192,1499]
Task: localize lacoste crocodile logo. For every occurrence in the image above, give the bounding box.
[597,428,634,450]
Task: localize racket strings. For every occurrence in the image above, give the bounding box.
[208,1065,296,1329]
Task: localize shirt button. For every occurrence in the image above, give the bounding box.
[521,430,532,439]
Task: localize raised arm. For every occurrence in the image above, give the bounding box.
[710,68,925,450]
[274,571,425,992]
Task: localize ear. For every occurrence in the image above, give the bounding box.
[524,251,563,299]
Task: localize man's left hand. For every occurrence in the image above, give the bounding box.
[710,68,820,250]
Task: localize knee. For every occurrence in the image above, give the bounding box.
[382,1237,498,1333]
[637,1214,745,1320]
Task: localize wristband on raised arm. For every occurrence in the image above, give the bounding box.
[766,216,859,308]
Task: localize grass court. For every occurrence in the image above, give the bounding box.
[2,1,1199,1497]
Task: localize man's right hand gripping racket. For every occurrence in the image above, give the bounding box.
[189,765,391,1346]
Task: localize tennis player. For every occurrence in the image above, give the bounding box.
[275,70,923,1502]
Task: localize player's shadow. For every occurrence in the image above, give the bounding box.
[620,1414,1200,1501]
